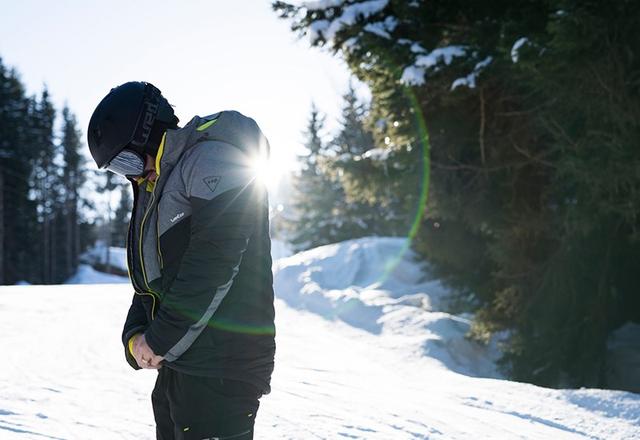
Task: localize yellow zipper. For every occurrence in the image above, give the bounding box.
[137,132,167,314]
[132,290,157,320]
[139,181,159,295]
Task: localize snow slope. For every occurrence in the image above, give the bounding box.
[0,237,638,439]
[273,237,502,379]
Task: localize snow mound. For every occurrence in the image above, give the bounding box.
[65,264,129,284]
[273,236,502,378]
[80,241,128,273]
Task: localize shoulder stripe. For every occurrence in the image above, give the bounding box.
[196,118,219,132]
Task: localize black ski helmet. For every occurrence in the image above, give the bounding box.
[87,81,179,169]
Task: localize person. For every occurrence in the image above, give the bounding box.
[87,81,276,440]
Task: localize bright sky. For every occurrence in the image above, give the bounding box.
[0,0,368,198]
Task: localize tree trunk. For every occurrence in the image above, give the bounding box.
[0,171,4,285]
[65,196,73,279]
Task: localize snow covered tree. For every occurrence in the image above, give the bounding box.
[286,103,343,252]
[273,0,640,390]
[324,80,404,236]
[287,91,403,252]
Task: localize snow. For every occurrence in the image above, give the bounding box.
[451,56,493,90]
[307,0,390,45]
[401,65,428,86]
[79,242,128,273]
[270,238,294,260]
[363,16,398,39]
[342,36,360,52]
[1,236,639,439]
[511,37,529,63]
[410,42,427,53]
[273,237,502,378]
[414,46,467,69]
[401,46,468,86]
[301,0,345,10]
[65,263,129,284]
[308,19,331,44]
[361,147,391,161]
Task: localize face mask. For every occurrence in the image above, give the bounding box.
[105,148,146,177]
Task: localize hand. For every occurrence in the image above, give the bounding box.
[131,333,165,369]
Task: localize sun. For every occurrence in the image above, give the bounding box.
[249,152,285,193]
[247,134,297,194]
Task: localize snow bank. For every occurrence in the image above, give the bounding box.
[270,238,293,261]
[65,264,129,284]
[80,242,128,273]
[273,236,502,378]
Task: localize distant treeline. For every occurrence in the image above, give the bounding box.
[275,0,640,390]
[0,57,131,284]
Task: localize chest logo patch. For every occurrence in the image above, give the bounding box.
[203,175,221,193]
[170,212,185,223]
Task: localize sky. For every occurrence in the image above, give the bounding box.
[0,0,369,198]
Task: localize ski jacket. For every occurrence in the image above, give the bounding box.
[121,110,276,396]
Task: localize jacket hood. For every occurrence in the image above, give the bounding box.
[139,109,270,189]
[189,110,270,159]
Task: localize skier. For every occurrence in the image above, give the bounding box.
[87,81,276,440]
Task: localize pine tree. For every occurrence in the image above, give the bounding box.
[0,57,96,284]
[0,60,44,284]
[273,0,640,389]
[31,88,59,283]
[60,105,86,280]
[286,103,342,252]
[325,80,405,236]
[0,59,32,283]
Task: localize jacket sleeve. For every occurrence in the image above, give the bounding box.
[121,293,148,370]
[143,143,261,362]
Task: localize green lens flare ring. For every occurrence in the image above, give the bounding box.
[376,84,431,287]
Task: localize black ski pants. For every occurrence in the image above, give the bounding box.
[152,366,262,440]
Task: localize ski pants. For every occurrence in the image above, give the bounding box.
[152,366,262,440]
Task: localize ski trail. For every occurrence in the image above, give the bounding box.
[0,283,638,439]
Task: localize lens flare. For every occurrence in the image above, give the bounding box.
[376,85,431,286]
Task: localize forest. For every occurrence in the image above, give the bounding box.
[274,0,640,390]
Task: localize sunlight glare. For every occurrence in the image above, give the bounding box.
[250,152,280,191]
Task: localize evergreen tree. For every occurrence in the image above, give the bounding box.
[325,80,405,236]
[287,90,403,252]
[0,58,37,284]
[286,103,342,252]
[60,105,86,280]
[273,0,640,389]
[31,88,59,283]
[0,57,96,284]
